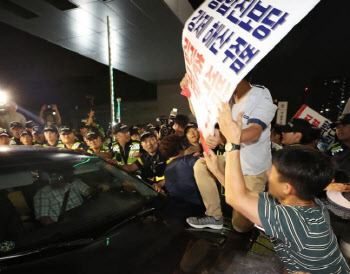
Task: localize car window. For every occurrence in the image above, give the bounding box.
[0,155,156,256]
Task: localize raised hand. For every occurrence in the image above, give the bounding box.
[217,102,243,144]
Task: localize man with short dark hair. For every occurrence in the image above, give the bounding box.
[9,122,23,145]
[204,103,350,273]
[281,118,313,146]
[173,114,189,137]
[86,130,112,159]
[43,125,61,147]
[20,130,33,146]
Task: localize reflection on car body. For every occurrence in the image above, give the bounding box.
[0,147,284,273]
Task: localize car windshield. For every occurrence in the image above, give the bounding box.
[0,154,156,256]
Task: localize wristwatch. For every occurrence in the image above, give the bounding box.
[225,142,241,152]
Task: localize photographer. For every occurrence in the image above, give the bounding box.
[39,104,61,126]
[85,109,105,139]
[0,102,26,131]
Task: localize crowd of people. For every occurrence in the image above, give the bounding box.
[0,76,350,273]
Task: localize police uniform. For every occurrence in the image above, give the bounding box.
[328,141,350,180]
[87,144,111,155]
[112,123,140,165]
[328,114,350,181]
[135,150,167,183]
[58,141,86,150]
[59,125,88,150]
[42,140,63,147]
[112,140,140,165]
[9,137,21,145]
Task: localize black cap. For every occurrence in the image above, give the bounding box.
[20,130,32,137]
[85,131,99,140]
[44,125,58,133]
[281,118,312,134]
[32,126,43,134]
[113,123,129,134]
[140,131,157,141]
[331,113,350,128]
[184,122,198,135]
[10,121,23,129]
[26,120,35,128]
[0,130,9,138]
[59,126,73,134]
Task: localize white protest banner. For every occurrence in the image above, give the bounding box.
[293,104,336,148]
[182,0,320,150]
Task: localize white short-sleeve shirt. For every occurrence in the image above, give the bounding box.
[231,85,277,175]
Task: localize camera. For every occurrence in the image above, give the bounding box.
[156,108,178,138]
[47,104,52,109]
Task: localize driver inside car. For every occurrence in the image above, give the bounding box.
[33,173,108,226]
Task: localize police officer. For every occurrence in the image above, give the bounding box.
[43,125,61,147]
[329,113,350,181]
[9,121,23,145]
[26,121,35,133]
[0,130,10,145]
[86,130,112,158]
[111,123,140,165]
[115,131,167,185]
[59,125,87,150]
[20,130,33,146]
[32,126,45,146]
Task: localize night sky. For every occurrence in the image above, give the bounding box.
[0,0,349,120]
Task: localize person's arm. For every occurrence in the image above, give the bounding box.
[86,109,94,126]
[52,105,61,125]
[203,152,225,186]
[240,123,263,143]
[39,105,46,124]
[216,102,262,227]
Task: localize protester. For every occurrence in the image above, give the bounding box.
[0,130,10,145]
[19,130,33,146]
[32,126,45,146]
[203,102,350,273]
[9,122,23,145]
[58,126,86,150]
[158,135,205,231]
[184,75,277,232]
[184,122,202,156]
[85,130,112,159]
[111,123,140,165]
[0,102,26,132]
[281,118,313,146]
[39,104,61,126]
[173,114,189,137]
[159,135,203,206]
[43,125,61,147]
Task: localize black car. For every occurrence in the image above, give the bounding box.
[0,146,283,273]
